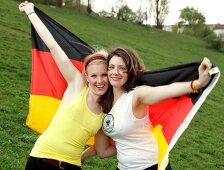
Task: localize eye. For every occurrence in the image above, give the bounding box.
[90,74,97,78]
[108,65,114,70]
[119,67,128,72]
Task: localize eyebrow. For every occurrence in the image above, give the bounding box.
[109,64,126,67]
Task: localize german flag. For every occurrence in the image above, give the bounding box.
[138,63,220,169]
[26,7,95,133]
[26,7,220,170]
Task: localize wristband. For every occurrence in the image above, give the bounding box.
[190,80,201,93]
[27,11,35,16]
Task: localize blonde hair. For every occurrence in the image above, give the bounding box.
[83,50,108,72]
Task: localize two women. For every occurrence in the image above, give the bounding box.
[20,1,212,169]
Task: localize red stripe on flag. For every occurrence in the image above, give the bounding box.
[149,96,193,144]
[31,49,83,99]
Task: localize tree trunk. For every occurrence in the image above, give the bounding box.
[87,0,92,14]
[56,0,62,8]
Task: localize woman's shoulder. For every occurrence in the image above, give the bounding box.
[61,84,87,103]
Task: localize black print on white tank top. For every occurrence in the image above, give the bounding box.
[102,114,114,133]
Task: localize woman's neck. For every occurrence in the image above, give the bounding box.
[113,87,125,104]
[87,90,99,103]
[86,90,101,114]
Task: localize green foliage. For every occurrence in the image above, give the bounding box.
[182,27,195,36]
[98,10,110,17]
[100,5,147,25]
[179,6,206,37]
[179,6,205,27]
[1,0,224,170]
[133,8,147,25]
[178,7,223,51]
[64,0,87,12]
[212,35,224,50]
[205,33,224,51]
[196,24,213,38]
[98,7,116,18]
[116,4,134,22]
[171,24,179,32]
[185,23,213,39]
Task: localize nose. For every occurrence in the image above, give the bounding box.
[111,67,119,74]
[97,76,103,83]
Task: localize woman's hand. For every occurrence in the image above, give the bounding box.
[81,146,96,164]
[18,1,34,15]
[195,57,212,90]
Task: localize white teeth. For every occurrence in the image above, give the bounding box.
[111,76,121,79]
[112,77,120,80]
[97,85,104,88]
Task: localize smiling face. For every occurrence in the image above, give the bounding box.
[107,55,128,89]
[85,61,109,97]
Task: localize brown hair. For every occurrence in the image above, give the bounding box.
[99,47,145,113]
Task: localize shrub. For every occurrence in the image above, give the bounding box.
[205,33,224,51]
[117,4,134,22]
[172,24,179,33]
[183,27,194,36]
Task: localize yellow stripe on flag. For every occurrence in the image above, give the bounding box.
[86,136,95,146]
[26,94,61,133]
[152,125,169,170]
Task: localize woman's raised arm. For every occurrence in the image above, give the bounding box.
[19,1,85,92]
[133,57,212,117]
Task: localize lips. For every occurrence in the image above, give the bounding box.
[96,84,104,88]
[96,84,107,90]
[110,76,121,81]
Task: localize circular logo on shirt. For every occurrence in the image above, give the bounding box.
[102,114,114,133]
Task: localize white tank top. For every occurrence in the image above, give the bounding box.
[102,90,158,170]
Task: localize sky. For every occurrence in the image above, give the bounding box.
[90,0,224,25]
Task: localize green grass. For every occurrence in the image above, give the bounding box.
[0,0,224,169]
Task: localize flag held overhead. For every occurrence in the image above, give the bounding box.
[26,7,220,170]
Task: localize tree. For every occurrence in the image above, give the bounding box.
[133,7,147,25]
[133,0,148,25]
[178,7,205,27]
[98,7,116,18]
[56,0,62,7]
[87,0,95,14]
[147,0,169,29]
[178,7,207,37]
[178,7,223,51]
[117,4,134,22]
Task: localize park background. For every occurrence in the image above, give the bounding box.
[0,0,223,169]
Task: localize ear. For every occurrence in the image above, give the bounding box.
[84,72,89,83]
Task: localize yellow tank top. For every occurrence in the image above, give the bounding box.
[30,85,103,166]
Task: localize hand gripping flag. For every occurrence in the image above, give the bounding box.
[26,7,220,170]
